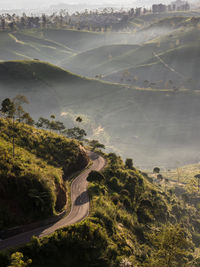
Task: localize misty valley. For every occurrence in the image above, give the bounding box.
[0,1,200,267]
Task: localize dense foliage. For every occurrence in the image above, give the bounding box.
[1,152,200,266]
[0,117,88,230]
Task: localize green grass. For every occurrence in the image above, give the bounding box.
[0,118,89,229]
[1,152,199,266]
[61,44,139,77]
[0,31,73,65]
[162,163,200,184]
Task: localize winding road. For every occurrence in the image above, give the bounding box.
[0,152,106,251]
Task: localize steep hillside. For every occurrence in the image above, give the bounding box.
[1,153,200,266]
[0,118,88,229]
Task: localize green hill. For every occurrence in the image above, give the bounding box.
[105,43,200,90]
[1,152,200,266]
[61,44,139,77]
[1,60,200,168]
[0,118,88,230]
[62,23,200,81]
[0,31,73,64]
[43,29,106,52]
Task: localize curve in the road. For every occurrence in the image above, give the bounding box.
[0,152,106,251]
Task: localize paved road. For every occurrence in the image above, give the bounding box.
[0,152,106,251]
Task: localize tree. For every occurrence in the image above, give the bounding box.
[157,174,163,182]
[1,98,16,118]
[50,114,56,120]
[87,170,105,184]
[194,174,200,192]
[42,14,47,28]
[88,140,105,151]
[76,116,82,123]
[1,18,5,30]
[1,98,16,157]
[147,225,193,267]
[35,117,50,129]
[8,252,32,267]
[13,95,29,119]
[153,167,160,174]
[64,127,87,141]
[125,158,133,169]
[21,112,34,125]
[50,120,65,133]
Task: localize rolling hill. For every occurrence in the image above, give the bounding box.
[61,44,140,77]
[61,23,200,82]
[105,43,200,90]
[0,31,73,64]
[1,60,200,168]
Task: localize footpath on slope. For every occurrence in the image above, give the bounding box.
[0,151,106,251]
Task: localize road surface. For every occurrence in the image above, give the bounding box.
[0,152,106,251]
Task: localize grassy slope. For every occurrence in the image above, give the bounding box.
[105,43,200,90]
[104,26,200,90]
[62,19,200,80]
[61,44,139,77]
[43,29,106,52]
[0,118,88,229]
[0,31,73,65]
[1,153,199,266]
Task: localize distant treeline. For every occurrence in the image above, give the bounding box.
[0,3,190,33]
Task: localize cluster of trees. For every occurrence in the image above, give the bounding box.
[35,115,87,141]
[0,96,34,125]
[0,96,34,158]
[0,96,106,159]
[152,2,190,13]
[0,6,158,33]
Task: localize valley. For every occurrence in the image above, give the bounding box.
[0,5,200,266]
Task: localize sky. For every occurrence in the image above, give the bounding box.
[0,0,175,10]
[0,0,198,10]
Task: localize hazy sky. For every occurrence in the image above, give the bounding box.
[0,0,174,9]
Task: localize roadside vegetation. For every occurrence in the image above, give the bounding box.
[0,96,89,230]
[0,7,200,267]
[1,153,200,266]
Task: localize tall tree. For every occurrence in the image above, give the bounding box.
[1,98,16,119]
[13,95,29,122]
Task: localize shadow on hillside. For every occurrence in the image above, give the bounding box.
[89,152,99,161]
[75,191,89,206]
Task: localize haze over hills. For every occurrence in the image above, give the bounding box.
[1,6,200,267]
[0,60,200,168]
[0,10,200,169]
